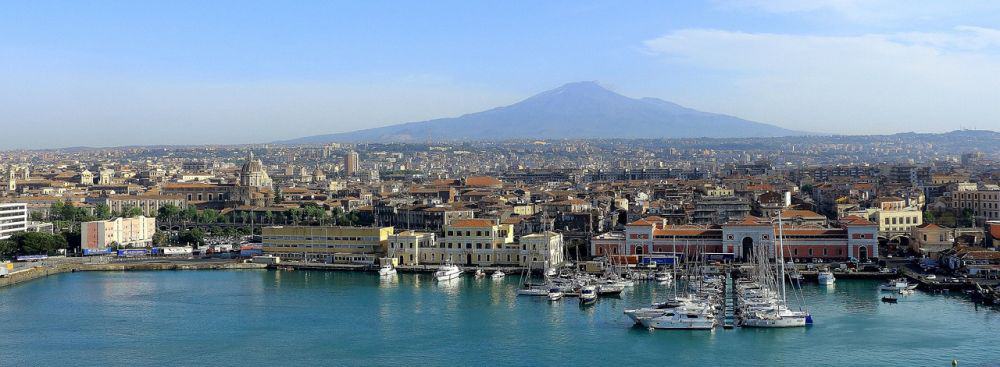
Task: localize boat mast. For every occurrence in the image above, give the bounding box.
[777,211,787,307]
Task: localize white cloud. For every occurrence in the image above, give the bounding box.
[714,0,1000,24]
[644,27,1000,134]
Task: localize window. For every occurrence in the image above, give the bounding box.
[808,249,813,256]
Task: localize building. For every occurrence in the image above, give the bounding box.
[261,225,394,263]
[0,203,28,240]
[872,197,923,235]
[951,187,1000,224]
[94,194,187,217]
[910,223,954,257]
[592,215,879,263]
[519,231,564,268]
[239,151,273,189]
[344,151,359,176]
[81,216,157,254]
[387,230,435,265]
[437,219,516,266]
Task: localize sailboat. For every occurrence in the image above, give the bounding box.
[739,213,812,328]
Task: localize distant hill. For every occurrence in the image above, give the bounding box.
[278,81,808,144]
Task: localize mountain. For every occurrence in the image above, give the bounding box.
[280,81,807,144]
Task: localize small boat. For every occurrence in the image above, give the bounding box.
[881,296,898,303]
[434,264,462,281]
[492,270,506,280]
[817,270,835,285]
[378,264,397,277]
[548,288,563,301]
[474,269,486,278]
[579,285,598,306]
[655,272,672,283]
[879,278,917,292]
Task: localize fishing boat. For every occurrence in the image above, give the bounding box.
[492,270,506,280]
[817,269,835,285]
[547,287,563,301]
[434,264,462,281]
[579,285,598,306]
[378,264,397,277]
[879,278,917,292]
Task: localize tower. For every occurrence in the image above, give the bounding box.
[345,151,359,176]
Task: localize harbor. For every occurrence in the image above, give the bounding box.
[2,269,999,366]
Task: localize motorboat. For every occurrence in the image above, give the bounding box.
[548,288,563,301]
[378,264,397,277]
[579,285,598,306]
[641,308,716,330]
[492,270,506,280]
[879,278,917,292]
[435,264,462,281]
[474,269,485,278]
[597,283,624,296]
[817,269,835,285]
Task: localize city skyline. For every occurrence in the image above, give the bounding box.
[3,1,1000,149]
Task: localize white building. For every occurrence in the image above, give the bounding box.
[0,203,28,240]
[519,231,564,269]
[81,216,157,253]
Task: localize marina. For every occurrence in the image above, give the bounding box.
[2,269,999,366]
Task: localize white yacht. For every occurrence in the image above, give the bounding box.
[547,287,563,301]
[435,264,462,281]
[474,269,486,278]
[742,307,811,328]
[879,278,917,292]
[579,285,598,306]
[378,264,397,277]
[817,269,835,285]
[492,270,506,280]
[640,308,716,330]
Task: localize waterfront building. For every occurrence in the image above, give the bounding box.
[592,215,878,263]
[0,203,28,240]
[518,231,564,268]
[261,225,394,263]
[438,219,516,266]
[387,230,435,265]
[81,216,157,253]
[910,223,955,257]
[872,197,923,235]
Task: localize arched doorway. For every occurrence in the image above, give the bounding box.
[742,237,754,259]
[859,246,869,262]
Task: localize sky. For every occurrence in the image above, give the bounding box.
[2,0,1000,149]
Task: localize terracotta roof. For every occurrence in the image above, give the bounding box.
[464,176,502,187]
[450,218,496,227]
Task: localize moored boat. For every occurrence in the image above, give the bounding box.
[435,264,462,281]
[579,285,598,306]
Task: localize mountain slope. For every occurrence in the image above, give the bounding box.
[280,81,807,144]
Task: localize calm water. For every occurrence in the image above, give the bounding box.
[1,270,998,366]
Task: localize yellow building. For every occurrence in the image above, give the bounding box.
[262,225,393,263]
[439,219,515,266]
[387,230,435,266]
[873,198,923,234]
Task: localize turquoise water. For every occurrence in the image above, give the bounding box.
[1,270,998,366]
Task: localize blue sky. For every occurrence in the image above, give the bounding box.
[2,0,999,148]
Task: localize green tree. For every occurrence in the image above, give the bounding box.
[95,204,112,220]
[177,229,205,248]
[0,239,16,260]
[923,211,936,224]
[124,206,143,218]
[152,231,169,246]
[8,232,68,256]
[158,204,182,222]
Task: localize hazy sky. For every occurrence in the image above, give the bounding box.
[3,0,1000,149]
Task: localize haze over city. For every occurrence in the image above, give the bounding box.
[3,0,1000,149]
